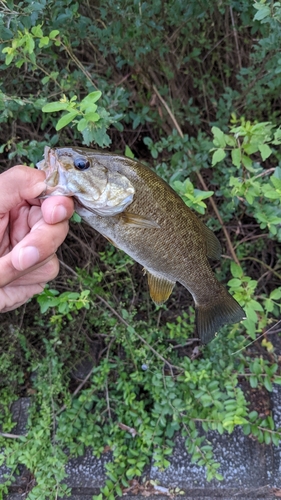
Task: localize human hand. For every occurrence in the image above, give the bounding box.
[0,165,74,312]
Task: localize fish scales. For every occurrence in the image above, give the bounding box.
[37,147,245,343]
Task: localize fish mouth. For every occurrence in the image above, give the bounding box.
[37,146,75,198]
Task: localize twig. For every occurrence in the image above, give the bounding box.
[171,340,200,349]
[61,42,97,89]
[152,85,183,137]
[202,33,233,62]
[232,319,281,355]
[104,337,114,420]
[0,432,24,439]
[56,363,96,416]
[196,171,240,265]
[153,84,240,265]
[253,167,276,179]
[230,6,242,71]
[240,256,281,281]
[59,260,77,275]
[105,379,112,420]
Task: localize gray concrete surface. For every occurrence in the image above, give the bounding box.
[1,388,281,499]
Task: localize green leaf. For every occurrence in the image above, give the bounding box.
[41,76,50,85]
[56,110,79,130]
[49,30,60,39]
[270,175,281,190]
[264,377,273,392]
[249,299,263,312]
[212,148,226,166]
[272,433,280,447]
[84,111,100,122]
[225,135,236,147]
[25,35,35,54]
[274,377,281,385]
[241,155,252,170]
[39,36,49,48]
[29,51,36,65]
[15,58,26,68]
[77,118,88,131]
[211,126,226,147]
[253,5,271,21]
[243,143,259,155]
[4,52,14,65]
[83,104,97,114]
[228,278,241,288]
[42,102,69,112]
[87,91,102,103]
[258,144,272,161]
[71,212,82,223]
[80,91,102,110]
[230,262,243,278]
[31,25,43,37]
[231,148,241,168]
[125,145,134,158]
[274,166,281,179]
[270,288,281,300]
[84,127,111,148]
[249,376,258,388]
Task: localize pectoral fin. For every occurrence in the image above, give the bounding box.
[146,271,175,305]
[120,212,160,229]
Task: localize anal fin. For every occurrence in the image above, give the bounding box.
[146,271,175,305]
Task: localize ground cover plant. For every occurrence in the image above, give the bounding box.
[0,0,281,498]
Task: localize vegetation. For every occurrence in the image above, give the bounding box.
[0,0,281,498]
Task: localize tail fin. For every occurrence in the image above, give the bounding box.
[195,291,246,344]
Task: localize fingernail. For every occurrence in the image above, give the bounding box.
[19,246,40,270]
[51,205,67,223]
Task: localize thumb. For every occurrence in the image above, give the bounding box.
[0,166,46,214]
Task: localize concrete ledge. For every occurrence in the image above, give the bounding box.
[2,386,281,499]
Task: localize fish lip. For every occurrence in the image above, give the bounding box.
[36,146,57,180]
[37,147,75,198]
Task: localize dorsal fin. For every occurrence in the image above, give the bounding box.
[200,223,222,260]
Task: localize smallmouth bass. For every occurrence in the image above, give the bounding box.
[37,146,245,343]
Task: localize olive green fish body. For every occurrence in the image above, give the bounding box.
[37,147,245,343]
[79,156,219,299]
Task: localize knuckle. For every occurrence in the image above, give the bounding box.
[44,256,60,280]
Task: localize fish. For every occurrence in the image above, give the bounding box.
[37,146,246,343]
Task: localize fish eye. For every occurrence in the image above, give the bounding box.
[74,157,90,171]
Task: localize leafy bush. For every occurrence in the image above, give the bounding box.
[0,0,281,498]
